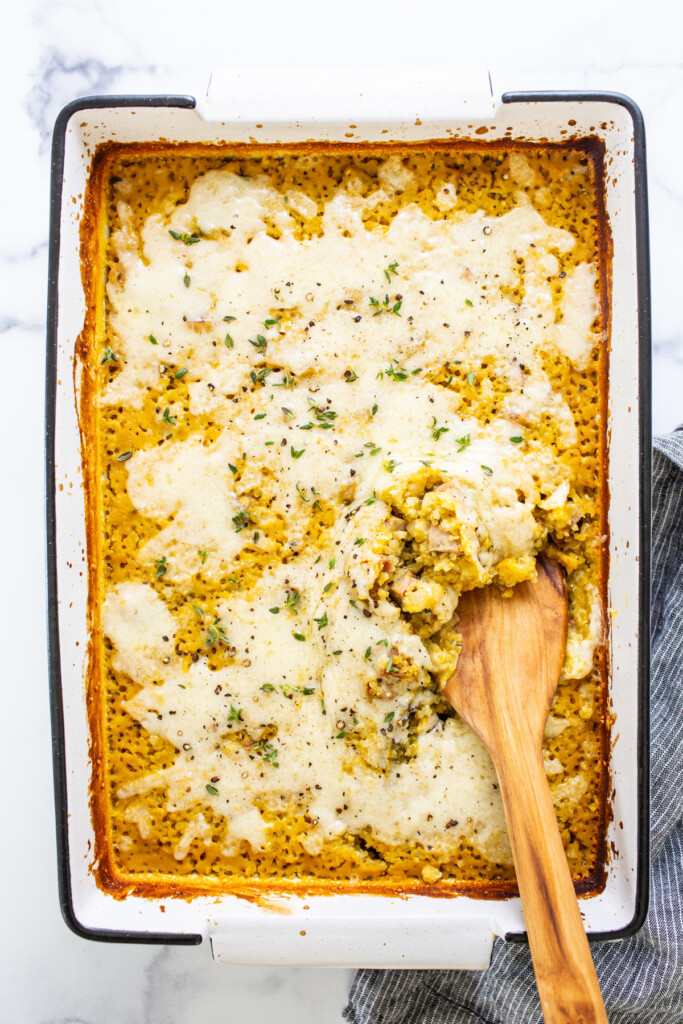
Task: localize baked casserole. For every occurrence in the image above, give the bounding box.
[80,142,609,896]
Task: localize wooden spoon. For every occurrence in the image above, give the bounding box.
[444,557,608,1024]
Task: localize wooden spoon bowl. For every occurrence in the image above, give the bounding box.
[445,557,608,1024]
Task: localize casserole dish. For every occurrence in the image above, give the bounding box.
[47,68,650,967]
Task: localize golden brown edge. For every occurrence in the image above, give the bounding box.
[77,137,612,904]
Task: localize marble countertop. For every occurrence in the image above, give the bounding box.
[1,0,680,1020]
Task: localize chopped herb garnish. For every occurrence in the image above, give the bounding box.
[198,550,208,564]
[329,558,336,569]
[224,334,234,348]
[465,298,473,307]
[154,556,168,579]
[116,451,133,462]
[205,617,228,646]
[291,446,305,460]
[169,229,201,244]
[377,638,389,647]
[149,334,158,345]
[228,705,243,722]
[263,317,279,328]
[364,492,377,506]
[101,347,119,364]
[510,436,523,444]
[285,590,300,612]
[192,604,204,617]
[292,632,306,642]
[369,294,402,316]
[467,372,476,386]
[282,407,294,420]
[336,732,347,739]
[384,261,399,283]
[254,412,266,420]
[272,369,294,389]
[252,740,279,767]
[354,537,366,547]
[481,465,493,476]
[323,582,334,593]
[344,369,358,383]
[223,315,237,323]
[296,482,310,502]
[364,647,372,660]
[269,607,280,614]
[175,368,188,379]
[384,711,395,722]
[232,510,251,532]
[371,403,378,416]
[205,783,219,796]
[250,367,272,384]
[383,459,397,473]
[249,335,268,351]
[455,434,471,453]
[183,272,191,288]
[262,683,276,692]
[378,359,414,382]
[228,463,237,475]
[161,407,176,425]
[314,612,328,630]
[431,417,450,441]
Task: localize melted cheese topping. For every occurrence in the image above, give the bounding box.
[101,160,602,867]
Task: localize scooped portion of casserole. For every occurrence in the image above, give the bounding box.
[89,145,608,892]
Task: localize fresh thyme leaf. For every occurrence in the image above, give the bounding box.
[263,317,279,328]
[344,369,358,382]
[455,434,471,452]
[431,417,450,441]
[228,463,237,474]
[262,683,276,691]
[205,617,229,646]
[269,606,280,614]
[116,451,133,462]
[198,550,208,564]
[467,372,476,386]
[292,632,306,642]
[377,638,389,647]
[291,446,305,460]
[232,510,251,532]
[250,335,268,351]
[284,590,300,611]
[329,558,336,569]
[161,407,176,425]
[323,582,333,593]
[273,369,294,388]
[228,705,243,722]
[281,407,294,420]
[384,261,399,283]
[224,334,234,348]
[354,537,366,547]
[364,492,377,506]
[384,711,395,722]
[481,465,493,475]
[296,481,310,502]
[465,298,473,307]
[149,335,158,345]
[250,367,272,384]
[336,732,347,739]
[101,347,119,364]
[223,315,236,323]
[183,272,191,288]
[252,740,279,767]
[169,229,201,244]
[314,612,328,630]
[364,647,371,660]
[510,436,523,444]
[192,604,204,617]
[371,403,378,416]
[175,368,188,379]
[154,556,167,579]
[253,412,266,420]
[205,784,219,796]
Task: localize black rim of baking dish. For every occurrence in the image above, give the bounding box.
[500,90,652,946]
[45,90,651,948]
[46,93,202,945]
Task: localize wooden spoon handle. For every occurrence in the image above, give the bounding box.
[494,744,609,1024]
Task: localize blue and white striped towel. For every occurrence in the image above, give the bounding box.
[345,430,683,1023]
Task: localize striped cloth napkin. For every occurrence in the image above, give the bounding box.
[344,430,683,1024]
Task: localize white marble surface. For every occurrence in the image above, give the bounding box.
[1,1,681,1021]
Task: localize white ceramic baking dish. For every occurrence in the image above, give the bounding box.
[46,68,651,968]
